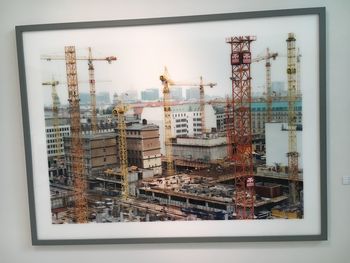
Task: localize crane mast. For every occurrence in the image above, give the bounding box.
[112,104,129,200]
[252,48,278,123]
[286,33,299,205]
[265,48,276,123]
[160,68,216,175]
[182,77,216,134]
[198,77,216,134]
[296,48,301,97]
[65,46,87,223]
[88,47,98,134]
[42,80,62,157]
[160,68,175,176]
[42,50,117,134]
[226,36,256,219]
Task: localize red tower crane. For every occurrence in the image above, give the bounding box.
[226,36,256,220]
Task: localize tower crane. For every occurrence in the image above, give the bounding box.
[42,79,63,158]
[296,48,301,97]
[160,67,175,176]
[64,46,87,223]
[42,78,111,138]
[160,68,216,175]
[163,73,217,134]
[226,36,256,220]
[112,102,129,200]
[42,48,117,134]
[198,77,217,134]
[252,48,278,123]
[286,33,300,206]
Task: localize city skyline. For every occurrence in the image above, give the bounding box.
[36,15,318,107]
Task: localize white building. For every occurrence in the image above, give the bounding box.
[265,123,303,169]
[141,104,217,155]
[172,135,227,162]
[46,125,71,159]
[171,104,216,137]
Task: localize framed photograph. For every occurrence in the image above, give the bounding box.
[16,7,326,245]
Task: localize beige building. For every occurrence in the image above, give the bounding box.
[63,133,118,183]
[172,135,227,163]
[119,121,162,175]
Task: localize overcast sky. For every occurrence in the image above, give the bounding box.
[25,14,319,105]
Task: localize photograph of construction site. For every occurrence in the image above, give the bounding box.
[34,15,320,227]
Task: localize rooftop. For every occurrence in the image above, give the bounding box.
[171,103,201,112]
[126,122,159,131]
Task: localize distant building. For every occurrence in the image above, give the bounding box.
[170,87,183,100]
[45,123,71,182]
[80,92,90,105]
[96,92,111,105]
[272,81,286,96]
[120,90,138,103]
[213,99,302,135]
[171,104,216,137]
[45,117,71,166]
[185,87,200,100]
[141,88,159,101]
[251,100,302,134]
[112,92,119,106]
[46,124,71,159]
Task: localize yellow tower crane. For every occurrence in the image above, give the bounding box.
[42,79,63,158]
[252,48,278,123]
[296,48,302,97]
[286,33,300,206]
[160,68,216,175]
[64,46,87,223]
[112,103,129,200]
[42,48,117,134]
[198,76,217,134]
[160,68,174,176]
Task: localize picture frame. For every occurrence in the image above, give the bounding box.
[16,7,327,245]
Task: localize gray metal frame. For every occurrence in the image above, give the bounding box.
[15,7,327,245]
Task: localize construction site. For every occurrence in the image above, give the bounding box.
[44,33,303,224]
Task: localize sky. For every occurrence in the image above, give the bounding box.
[32,14,319,106]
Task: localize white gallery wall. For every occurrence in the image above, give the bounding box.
[0,0,349,262]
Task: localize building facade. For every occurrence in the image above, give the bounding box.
[46,124,71,159]
[118,122,162,175]
[141,88,159,101]
[185,87,200,100]
[251,99,302,134]
[171,104,216,137]
[172,135,227,163]
[170,87,183,100]
[63,133,118,185]
[213,99,302,135]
